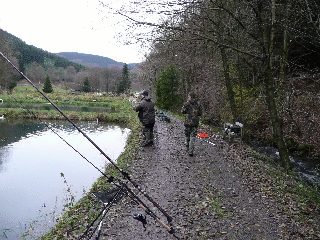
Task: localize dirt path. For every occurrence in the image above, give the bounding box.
[99,116,319,240]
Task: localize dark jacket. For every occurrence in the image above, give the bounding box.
[181,99,202,127]
[133,96,155,125]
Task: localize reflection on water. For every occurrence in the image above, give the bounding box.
[0,119,130,239]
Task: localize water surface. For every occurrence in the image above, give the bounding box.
[0,119,130,238]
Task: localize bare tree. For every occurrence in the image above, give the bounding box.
[26,62,46,85]
[64,66,77,82]
[99,0,320,170]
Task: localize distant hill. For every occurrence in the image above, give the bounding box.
[0,29,87,73]
[56,52,140,69]
[1,28,139,73]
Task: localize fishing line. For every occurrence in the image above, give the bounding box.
[0,52,168,214]
[197,136,216,146]
[6,91,106,176]
[0,52,177,237]
[0,52,122,174]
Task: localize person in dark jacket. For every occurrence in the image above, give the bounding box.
[132,90,155,147]
[181,92,202,156]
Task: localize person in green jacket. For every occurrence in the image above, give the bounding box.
[181,92,202,156]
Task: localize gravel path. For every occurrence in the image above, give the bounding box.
[98,116,319,240]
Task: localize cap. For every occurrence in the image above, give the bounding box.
[140,90,149,96]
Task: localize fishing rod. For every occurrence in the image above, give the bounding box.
[9,93,177,238]
[81,179,180,240]
[5,83,179,238]
[79,186,125,239]
[7,92,107,176]
[197,133,216,146]
[0,52,175,234]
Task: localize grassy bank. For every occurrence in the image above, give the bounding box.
[0,86,134,123]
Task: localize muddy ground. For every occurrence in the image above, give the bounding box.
[96,116,320,240]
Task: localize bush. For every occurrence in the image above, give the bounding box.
[155,65,182,111]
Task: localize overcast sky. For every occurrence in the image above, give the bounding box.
[0,0,147,63]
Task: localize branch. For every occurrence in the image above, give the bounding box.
[101,1,262,59]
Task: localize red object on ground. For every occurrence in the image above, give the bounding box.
[197,133,209,138]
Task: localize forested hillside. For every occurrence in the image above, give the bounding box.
[13,41,86,74]
[0,29,139,93]
[56,52,139,69]
[0,29,85,88]
[126,0,320,166]
[2,30,86,73]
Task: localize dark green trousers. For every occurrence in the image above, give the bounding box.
[142,123,154,144]
[184,126,198,154]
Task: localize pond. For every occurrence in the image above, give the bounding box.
[0,119,130,239]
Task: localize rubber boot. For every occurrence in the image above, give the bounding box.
[150,128,154,145]
[186,137,190,149]
[189,137,195,156]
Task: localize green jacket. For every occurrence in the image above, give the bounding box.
[181,100,202,127]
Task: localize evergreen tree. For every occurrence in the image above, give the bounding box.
[43,75,53,93]
[82,77,91,93]
[155,65,182,110]
[117,63,131,93]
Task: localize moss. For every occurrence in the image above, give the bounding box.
[285,136,299,153]
[284,137,313,157]
[295,144,314,157]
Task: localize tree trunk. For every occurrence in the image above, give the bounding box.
[280,5,290,81]
[261,0,291,172]
[220,46,238,122]
[216,1,238,123]
[264,65,291,171]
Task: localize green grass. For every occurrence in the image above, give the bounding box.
[0,87,134,123]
